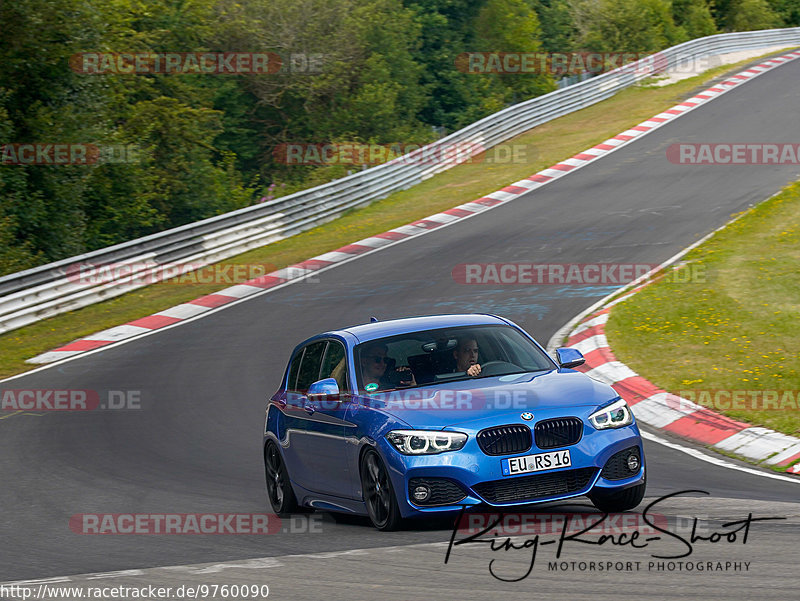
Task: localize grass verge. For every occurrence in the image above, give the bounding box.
[605,181,800,442]
[0,50,794,380]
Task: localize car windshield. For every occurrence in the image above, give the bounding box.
[354,324,555,393]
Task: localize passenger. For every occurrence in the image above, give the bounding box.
[453,337,481,377]
[360,343,416,390]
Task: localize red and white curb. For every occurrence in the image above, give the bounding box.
[27,49,800,366]
[545,196,800,476]
[565,305,800,475]
[544,198,800,476]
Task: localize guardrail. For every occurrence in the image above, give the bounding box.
[2,28,799,334]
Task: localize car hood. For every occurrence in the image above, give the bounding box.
[355,369,619,431]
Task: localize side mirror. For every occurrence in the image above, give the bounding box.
[307,378,340,398]
[556,347,585,369]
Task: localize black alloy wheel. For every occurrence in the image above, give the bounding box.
[360,449,402,531]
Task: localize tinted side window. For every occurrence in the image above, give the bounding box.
[320,340,348,390]
[286,348,304,391]
[295,341,327,392]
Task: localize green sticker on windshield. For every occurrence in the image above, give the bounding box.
[365,383,379,392]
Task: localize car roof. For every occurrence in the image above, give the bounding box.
[330,313,511,343]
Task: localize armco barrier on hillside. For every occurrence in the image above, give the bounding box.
[1,29,799,335]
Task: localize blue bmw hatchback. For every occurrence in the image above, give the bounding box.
[264,314,646,530]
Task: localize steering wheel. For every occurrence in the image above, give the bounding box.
[476,360,521,376]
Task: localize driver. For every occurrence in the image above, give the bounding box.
[453,336,481,377]
[360,343,416,390]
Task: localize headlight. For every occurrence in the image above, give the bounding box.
[386,430,467,455]
[589,399,633,429]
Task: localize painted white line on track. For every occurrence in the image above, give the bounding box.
[641,430,800,485]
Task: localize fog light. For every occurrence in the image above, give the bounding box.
[627,454,640,471]
[413,485,431,502]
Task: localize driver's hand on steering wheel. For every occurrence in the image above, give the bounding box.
[466,364,481,377]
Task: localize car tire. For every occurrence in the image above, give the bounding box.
[588,473,647,513]
[264,440,302,516]
[360,449,402,531]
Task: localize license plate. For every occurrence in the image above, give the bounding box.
[502,450,571,476]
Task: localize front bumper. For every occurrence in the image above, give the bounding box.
[379,424,645,518]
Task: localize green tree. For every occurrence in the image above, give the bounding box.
[767,0,800,25]
[469,0,555,119]
[532,0,578,53]
[214,0,430,187]
[0,0,258,261]
[402,0,486,130]
[569,0,688,53]
[121,97,253,227]
[728,0,782,30]
[0,0,128,260]
[0,96,43,275]
[713,0,783,30]
[673,0,718,38]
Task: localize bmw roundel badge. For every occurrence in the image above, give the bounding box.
[521,412,533,421]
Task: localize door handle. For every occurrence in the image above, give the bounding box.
[303,402,316,415]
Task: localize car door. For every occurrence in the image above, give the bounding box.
[299,339,357,499]
[279,340,327,492]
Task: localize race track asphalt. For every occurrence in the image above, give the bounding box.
[2,54,799,592]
